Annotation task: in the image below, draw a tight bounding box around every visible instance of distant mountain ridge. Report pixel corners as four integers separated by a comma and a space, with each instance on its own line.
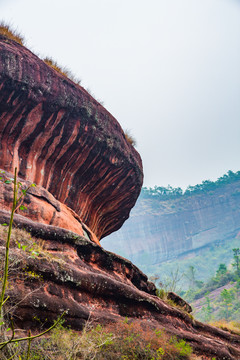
102, 171, 240, 268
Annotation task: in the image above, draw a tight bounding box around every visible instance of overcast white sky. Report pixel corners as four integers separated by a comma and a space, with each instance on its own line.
0, 0, 240, 189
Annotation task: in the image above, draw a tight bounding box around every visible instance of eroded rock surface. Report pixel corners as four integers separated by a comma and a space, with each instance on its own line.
1, 226, 240, 360
0, 170, 99, 244
0, 35, 143, 240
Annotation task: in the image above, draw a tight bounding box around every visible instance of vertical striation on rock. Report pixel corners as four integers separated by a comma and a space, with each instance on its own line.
0, 35, 143, 241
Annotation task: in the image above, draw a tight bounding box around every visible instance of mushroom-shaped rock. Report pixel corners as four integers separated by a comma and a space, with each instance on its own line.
0, 35, 143, 241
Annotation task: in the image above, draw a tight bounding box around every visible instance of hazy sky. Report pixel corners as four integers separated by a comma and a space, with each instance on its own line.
0, 0, 240, 189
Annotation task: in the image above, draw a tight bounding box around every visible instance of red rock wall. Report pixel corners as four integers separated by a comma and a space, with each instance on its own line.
0, 35, 143, 240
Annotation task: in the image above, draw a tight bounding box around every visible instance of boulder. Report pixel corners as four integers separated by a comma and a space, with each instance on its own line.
0, 34, 143, 241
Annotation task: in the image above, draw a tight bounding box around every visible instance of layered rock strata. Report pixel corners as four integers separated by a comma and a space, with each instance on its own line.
0, 170, 100, 244
0, 35, 143, 240
1, 226, 240, 360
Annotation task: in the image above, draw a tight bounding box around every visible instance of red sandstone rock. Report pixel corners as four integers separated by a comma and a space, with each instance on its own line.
0, 35, 143, 241
167, 291, 192, 313
1, 35, 240, 360
1, 229, 240, 360
0, 170, 100, 245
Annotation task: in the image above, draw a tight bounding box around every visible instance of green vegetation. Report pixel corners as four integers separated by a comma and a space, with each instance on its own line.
182, 261, 237, 303
0, 22, 25, 45
142, 170, 240, 200
152, 247, 240, 323
0, 318, 194, 360
232, 248, 240, 275
149, 239, 240, 323
143, 236, 240, 287
191, 278, 240, 323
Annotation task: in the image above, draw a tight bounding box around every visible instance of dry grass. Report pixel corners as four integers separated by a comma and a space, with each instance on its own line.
210, 319, 240, 336
0, 22, 24, 45
98, 319, 193, 360
0, 23, 108, 107
44, 57, 81, 85
124, 129, 137, 147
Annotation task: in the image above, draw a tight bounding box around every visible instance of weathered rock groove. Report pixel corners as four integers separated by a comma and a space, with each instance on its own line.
0, 35, 143, 241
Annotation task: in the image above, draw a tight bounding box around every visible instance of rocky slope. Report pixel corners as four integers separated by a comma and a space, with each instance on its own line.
1, 35, 240, 359
2, 225, 240, 360
103, 178, 240, 266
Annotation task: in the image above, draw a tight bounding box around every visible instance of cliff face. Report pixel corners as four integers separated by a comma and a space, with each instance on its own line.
102, 179, 240, 265
0, 35, 143, 241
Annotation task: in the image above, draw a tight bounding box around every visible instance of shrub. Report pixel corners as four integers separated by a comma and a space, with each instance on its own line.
171, 337, 192, 357
157, 288, 165, 299
19, 318, 193, 359
0, 22, 24, 45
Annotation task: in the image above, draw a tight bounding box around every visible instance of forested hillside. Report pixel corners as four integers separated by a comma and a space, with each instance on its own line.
102, 170, 240, 282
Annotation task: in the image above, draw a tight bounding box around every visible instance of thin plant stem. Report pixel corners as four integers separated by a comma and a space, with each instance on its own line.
0, 311, 65, 347
15, 184, 34, 212
0, 168, 17, 315
0, 168, 66, 357
6, 350, 20, 360
26, 330, 31, 360
0, 317, 15, 351
2, 296, 9, 307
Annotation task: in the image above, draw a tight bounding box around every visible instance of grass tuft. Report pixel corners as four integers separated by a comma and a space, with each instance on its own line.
124, 129, 137, 147
43, 57, 81, 85
0, 22, 24, 45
